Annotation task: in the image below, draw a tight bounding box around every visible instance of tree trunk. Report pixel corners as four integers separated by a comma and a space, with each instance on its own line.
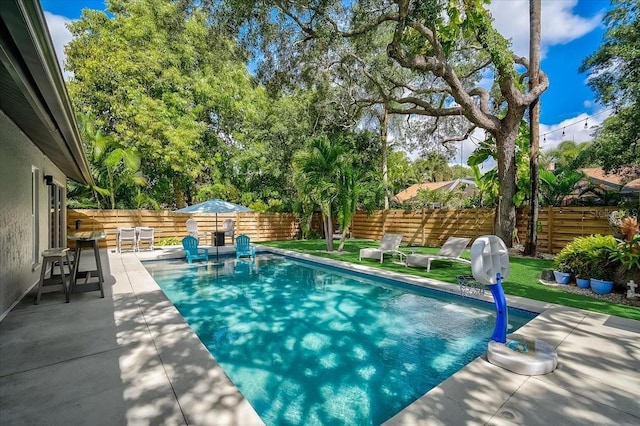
524, 0, 541, 256
381, 104, 390, 209
324, 213, 334, 251
337, 224, 348, 251
493, 127, 519, 247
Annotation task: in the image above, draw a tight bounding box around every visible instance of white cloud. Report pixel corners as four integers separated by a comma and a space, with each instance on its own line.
487, 0, 604, 58
43, 11, 73, 79
540, 108, 611, 151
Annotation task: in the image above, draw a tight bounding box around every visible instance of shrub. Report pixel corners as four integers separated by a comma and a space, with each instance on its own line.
156, 237, 182, 246
610, 234, 640, 271
554, 234, 618, 280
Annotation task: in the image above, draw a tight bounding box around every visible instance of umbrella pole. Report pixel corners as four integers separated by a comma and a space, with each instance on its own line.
215, 212, 220, 263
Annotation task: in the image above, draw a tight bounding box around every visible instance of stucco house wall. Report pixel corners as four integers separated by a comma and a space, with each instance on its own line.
1, 0, 93, 319
0, 110, 68, 317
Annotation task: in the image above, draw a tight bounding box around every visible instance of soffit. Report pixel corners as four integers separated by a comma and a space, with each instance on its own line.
0, 0, 92, 184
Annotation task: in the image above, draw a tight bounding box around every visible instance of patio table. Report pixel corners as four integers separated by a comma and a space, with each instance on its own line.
67, 231, 106, 299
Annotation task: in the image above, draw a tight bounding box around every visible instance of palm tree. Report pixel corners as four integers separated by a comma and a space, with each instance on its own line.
293, 136, 344, 251
75, 113, 147, 209
334, 165, 381, 251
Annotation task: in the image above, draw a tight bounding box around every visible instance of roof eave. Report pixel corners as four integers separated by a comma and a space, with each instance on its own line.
0, 0, 93, 184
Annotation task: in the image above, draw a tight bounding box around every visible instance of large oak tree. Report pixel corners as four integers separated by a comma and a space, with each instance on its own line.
217, 0, 548, 245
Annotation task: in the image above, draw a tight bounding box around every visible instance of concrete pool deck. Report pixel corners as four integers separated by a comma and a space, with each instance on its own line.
1, 246, 638, 425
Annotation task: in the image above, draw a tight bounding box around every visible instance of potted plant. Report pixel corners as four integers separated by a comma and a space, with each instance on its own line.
553, 247, 578, 285
552, 265, 572, 285
588, 238, 618, 295
610, 234, 640, 290
572, 257, 592, 288
554, 234, 618, 288
590, 269, 614, 294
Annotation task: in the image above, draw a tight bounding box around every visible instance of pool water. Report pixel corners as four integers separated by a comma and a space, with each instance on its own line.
143, 255, 535, 425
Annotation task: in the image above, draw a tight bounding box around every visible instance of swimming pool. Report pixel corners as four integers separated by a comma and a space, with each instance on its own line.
143, 255, 535, 425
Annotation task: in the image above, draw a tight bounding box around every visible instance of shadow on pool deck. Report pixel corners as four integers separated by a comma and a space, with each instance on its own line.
0, 247, 638, 425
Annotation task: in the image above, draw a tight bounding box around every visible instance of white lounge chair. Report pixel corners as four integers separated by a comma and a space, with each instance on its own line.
406, 237, 472, 271
136, 227, 155, 251
359, 233, 405, 263
117, 227, 137, 253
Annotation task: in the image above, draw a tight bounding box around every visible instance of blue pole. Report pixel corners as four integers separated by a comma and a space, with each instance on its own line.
489, 272, 508, 343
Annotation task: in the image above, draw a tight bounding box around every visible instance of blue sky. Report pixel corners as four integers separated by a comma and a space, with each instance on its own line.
41, 0, 611, 160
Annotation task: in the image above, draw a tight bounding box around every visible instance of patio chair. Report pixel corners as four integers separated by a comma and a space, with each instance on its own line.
222, 219, 235, 244
182, 235, 209, 264
235, 234, 256, 260
359, 233, 405, 263
136, 227, 155, 251
117, 227, 137, 253
186, 219, 201, 239
406, 237, 472, 271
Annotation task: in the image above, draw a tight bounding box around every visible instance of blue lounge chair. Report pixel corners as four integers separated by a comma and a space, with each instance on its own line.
182, 236, 209, 264
235, 234, 256, 260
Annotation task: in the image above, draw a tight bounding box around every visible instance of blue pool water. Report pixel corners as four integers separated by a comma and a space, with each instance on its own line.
143, 255, 535, 425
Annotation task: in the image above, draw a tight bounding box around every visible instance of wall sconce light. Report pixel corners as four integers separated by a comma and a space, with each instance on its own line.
44, 175, 54, 185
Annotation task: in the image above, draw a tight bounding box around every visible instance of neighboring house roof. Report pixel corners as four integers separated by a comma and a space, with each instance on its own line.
394, 178, 477, 203
622, 177, 640, 194
578, 167, 640, 194
1, 0, 92, 184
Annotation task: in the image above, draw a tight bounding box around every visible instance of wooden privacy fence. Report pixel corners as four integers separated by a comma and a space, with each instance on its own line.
68, 206, 618, 253
67, 209, 300, 248
350, 208, 495, 247
350, 206, 617, 254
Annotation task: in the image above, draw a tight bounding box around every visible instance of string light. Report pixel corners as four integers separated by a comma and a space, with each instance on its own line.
538, 106, 615, 141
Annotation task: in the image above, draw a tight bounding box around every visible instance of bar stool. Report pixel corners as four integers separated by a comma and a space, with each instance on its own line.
36, 248, 71, 304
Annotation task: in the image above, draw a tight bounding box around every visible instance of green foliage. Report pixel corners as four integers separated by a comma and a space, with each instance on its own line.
539, 169, 585, 207
580, 0, 640, 106
581, 106, 640, 173
610, 234, 640, 271
468, 120, 531, 207
156, 237, 182, 246
579, 0, 640, 172
66, 0, 311, 209
554, 234, 618, 279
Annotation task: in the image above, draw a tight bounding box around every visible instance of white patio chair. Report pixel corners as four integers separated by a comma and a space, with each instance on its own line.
222, 219, 235, 244
137, 227, 155, 251
406, 237, 472, 271
359, 233, 405, 263
186, 219, 201, 239
117, 227, 137, 253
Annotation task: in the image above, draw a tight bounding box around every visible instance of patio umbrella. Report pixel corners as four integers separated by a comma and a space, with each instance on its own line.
175, 198, 252, 263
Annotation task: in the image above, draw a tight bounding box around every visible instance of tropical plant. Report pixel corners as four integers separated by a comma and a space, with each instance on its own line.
610, 234, 640, 272
293, 136, 345, 251
554, 234, 618, 280
75, 113, 147, 209
539, 169, 585, 207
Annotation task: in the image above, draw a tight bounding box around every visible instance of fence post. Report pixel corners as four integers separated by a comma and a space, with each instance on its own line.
421, 208, 426, 246
547, 206, 554, 254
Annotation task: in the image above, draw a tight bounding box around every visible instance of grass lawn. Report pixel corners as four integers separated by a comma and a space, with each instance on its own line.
262, 238, 640, 321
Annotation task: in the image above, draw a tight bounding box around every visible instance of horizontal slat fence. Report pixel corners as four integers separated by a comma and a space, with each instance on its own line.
351, 208, 495, 247
517, 206, 615, 254
67, 209, 300, 248
67, 206, 617, 253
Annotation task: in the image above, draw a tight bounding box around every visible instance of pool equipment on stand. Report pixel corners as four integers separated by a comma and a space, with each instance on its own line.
471, 235, 558, 376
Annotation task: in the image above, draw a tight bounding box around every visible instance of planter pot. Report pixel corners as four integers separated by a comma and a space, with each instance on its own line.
553, 270, 572, 285
576, 278, 590, 289
540, 269, 555, 281
590, 278, 614, 295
